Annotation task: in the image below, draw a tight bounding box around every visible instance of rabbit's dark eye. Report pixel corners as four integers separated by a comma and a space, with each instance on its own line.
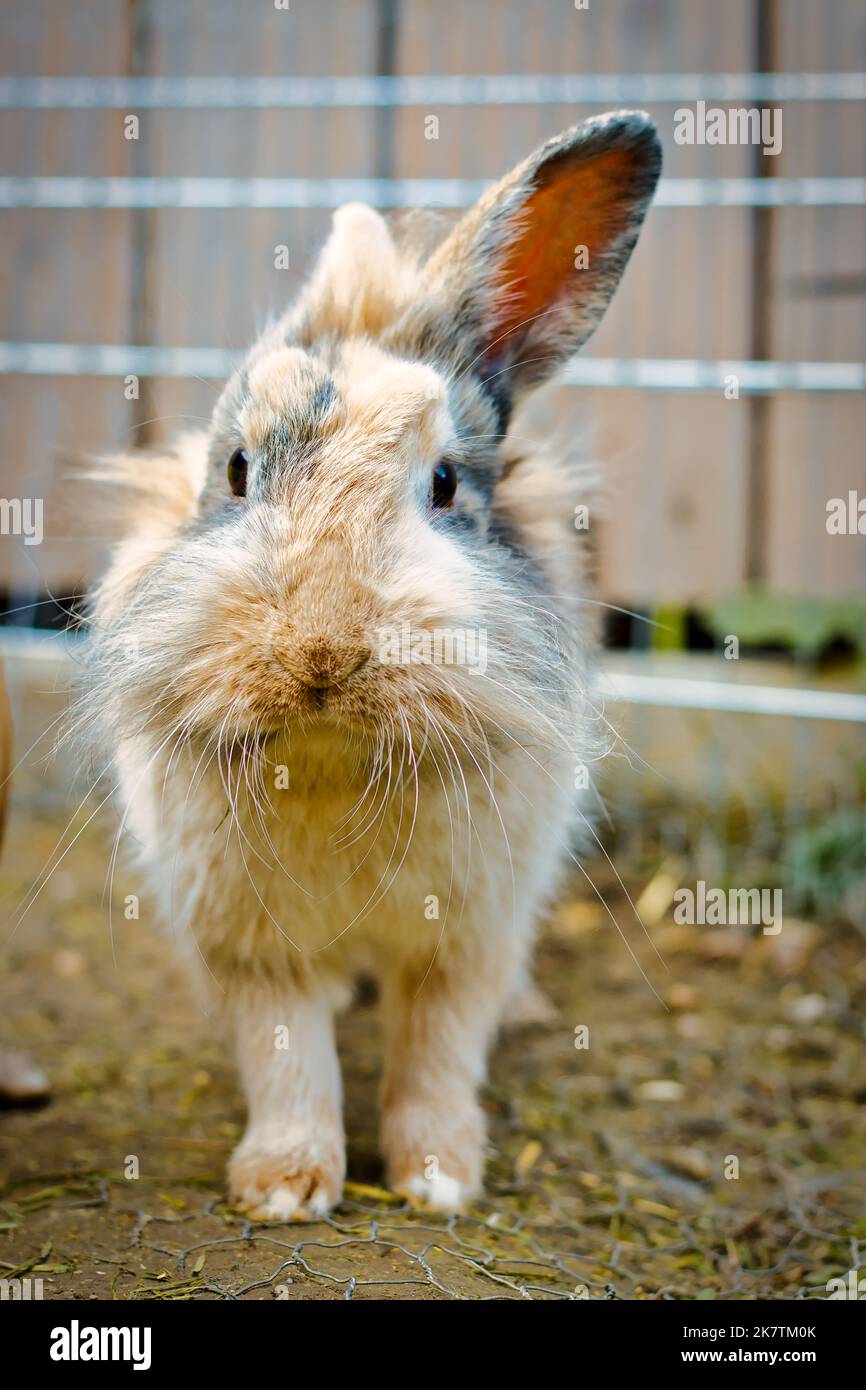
432, 459, 457, 509
227, 448, 248, 497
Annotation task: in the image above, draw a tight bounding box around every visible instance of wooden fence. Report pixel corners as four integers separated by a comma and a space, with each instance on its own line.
0, 0, 864, 621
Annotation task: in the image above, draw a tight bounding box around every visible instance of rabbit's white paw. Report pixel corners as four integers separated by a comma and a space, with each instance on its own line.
229, 1126, 344, 1221
400, 1170, 473, 1212
383, 1107, 483, 1213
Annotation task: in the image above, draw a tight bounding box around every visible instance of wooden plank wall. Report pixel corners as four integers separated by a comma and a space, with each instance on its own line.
0, 0, 863, 615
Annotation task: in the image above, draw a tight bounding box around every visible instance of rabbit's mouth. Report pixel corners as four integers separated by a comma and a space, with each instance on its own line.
220, 674, 371, 744
292, 682, 363, 725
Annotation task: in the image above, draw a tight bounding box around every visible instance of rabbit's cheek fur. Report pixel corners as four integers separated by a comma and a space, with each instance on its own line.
84, 114, 661, 1217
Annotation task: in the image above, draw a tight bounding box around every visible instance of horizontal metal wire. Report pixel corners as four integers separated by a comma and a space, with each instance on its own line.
0, 73, 864, 108
597, 671, 866, 724
561, 359, 866, 392
1, 175, 863, 209
0, 342, 863, 392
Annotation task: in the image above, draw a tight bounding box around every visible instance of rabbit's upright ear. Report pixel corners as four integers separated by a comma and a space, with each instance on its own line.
424, 112, 662, 407
295, 203, 420, 339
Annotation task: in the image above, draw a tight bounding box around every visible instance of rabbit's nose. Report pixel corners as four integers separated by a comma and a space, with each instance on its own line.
286, 638, 371, 690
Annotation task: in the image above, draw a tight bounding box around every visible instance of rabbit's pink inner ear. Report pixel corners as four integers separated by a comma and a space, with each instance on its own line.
482, 145, 648, 367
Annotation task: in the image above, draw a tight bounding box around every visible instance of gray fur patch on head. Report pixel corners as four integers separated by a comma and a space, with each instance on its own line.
205, 347, 342, 501
257, 368, 338, 487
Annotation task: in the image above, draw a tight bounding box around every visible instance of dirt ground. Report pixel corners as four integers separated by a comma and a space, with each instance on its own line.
1, 780, 864, 1300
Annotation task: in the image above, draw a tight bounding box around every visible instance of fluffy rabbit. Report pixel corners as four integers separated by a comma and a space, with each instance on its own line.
83, 113, 661, 1218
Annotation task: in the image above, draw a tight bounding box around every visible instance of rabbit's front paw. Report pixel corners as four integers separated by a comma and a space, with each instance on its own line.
396, 1168, 476, 1213
229, 1124, 344, 1221
383, 1105, 484, 1212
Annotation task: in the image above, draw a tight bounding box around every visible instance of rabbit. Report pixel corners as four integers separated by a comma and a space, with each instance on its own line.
81, 112, 662, 1219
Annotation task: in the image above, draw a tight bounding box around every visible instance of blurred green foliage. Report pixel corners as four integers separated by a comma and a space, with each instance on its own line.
784, 807, 866, 925
610, 781, 866, 931
704, 590, 866, 666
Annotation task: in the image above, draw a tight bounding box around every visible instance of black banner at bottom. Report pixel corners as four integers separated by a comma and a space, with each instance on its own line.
3, 1293, 860, 1375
